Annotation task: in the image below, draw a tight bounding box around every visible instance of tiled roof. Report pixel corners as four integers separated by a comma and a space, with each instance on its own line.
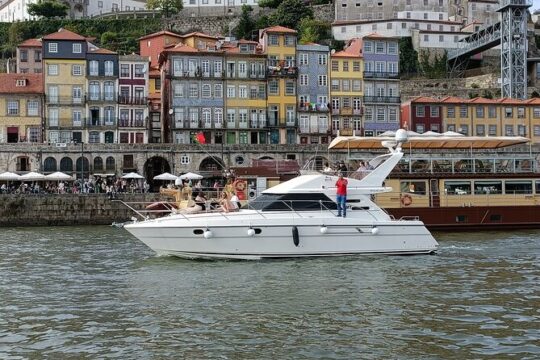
165, 43, 200, 53
18, 38, 41, 48
0, 74, 43, 94
441, 96, 471, 104
262, 25, 297, 34
42, 28, 86, 41
332, 38, 362, 58
138, 30, 183, 41
119, 53, 149, 62
410, 96, 442, 104
468, 97, 499, 104
88, 47, 117, 55
181, 32, 220, 39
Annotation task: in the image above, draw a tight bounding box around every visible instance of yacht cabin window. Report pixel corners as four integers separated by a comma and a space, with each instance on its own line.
248, 193, 337, 211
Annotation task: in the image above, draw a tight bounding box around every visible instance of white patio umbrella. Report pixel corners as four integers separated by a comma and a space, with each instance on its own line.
153, 172, 178, 181
45, 172, 74, 181
179, 172, 203, 180
20, 171, 46, 181
121, 172, 144, 179
0, 171, 21, 181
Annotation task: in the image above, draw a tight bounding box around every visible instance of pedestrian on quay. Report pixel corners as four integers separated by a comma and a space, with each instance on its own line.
335, 172, 348, 218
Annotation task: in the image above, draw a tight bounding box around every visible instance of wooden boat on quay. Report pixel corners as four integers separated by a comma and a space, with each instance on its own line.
329, 132, 539, 230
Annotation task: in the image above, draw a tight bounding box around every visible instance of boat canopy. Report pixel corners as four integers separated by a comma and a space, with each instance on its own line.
328, 131, 530, 150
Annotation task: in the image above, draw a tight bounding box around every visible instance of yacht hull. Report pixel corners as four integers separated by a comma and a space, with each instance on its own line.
124, 212, 438, 260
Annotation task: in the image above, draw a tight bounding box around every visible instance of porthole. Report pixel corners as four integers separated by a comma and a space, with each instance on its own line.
254, 228, 262, 234
235, 155, 245, 165
193, 229, 204, 235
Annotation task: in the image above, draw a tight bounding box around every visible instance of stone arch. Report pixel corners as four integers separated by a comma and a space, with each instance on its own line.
199, 156, 224, 172
144, 156, 171, 190
43, 157, 57, 172
105, 157, 115, 171
60, 157, 73, 172
76, 156, 90, 178
94, 157, 104, 171
259, 155, 274, 160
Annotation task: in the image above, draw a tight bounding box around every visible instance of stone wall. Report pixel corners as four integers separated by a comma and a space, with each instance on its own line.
400, 74, 501, 100
0, 193, 164, 226
312, 4, 335, 23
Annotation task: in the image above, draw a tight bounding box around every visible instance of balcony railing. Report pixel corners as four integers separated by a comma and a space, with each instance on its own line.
118, 119, 145, 128
299, 127, 328, 134
226, 70, 266, 79
363, 96, 401, 104
118, 96, 147, 105
267, 66, 298, 77
46, 96, 84, 105
363, 71, 399, 79
86, 93, 117, 102
86, 118, 117, 127
298, 103, 329, 112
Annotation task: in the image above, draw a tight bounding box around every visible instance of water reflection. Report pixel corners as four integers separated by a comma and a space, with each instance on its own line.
0, 227, 538, 358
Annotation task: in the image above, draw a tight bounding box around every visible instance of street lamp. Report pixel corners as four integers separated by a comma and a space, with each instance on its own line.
80, 141, 84, 183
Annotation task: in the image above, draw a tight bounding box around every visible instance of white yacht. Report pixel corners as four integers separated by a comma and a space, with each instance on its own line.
123, 130, 438, 259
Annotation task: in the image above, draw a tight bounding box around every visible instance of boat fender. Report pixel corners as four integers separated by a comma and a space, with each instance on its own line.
371, 227, 379, 235
292, 226, 299, 247
401, 194, 412, 206
247, 228, 256, 237
204, 229, 213, 239
320, 225, 328, 234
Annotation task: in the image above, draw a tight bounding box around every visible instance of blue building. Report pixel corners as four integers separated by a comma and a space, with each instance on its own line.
296, 43, 330, 144
362, 34, 400, 136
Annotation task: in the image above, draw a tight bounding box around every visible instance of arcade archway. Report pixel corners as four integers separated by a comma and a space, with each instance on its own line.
144, 156, 171, 190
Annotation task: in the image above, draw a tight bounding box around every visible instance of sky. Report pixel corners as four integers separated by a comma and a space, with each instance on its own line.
534, 0, 540, 12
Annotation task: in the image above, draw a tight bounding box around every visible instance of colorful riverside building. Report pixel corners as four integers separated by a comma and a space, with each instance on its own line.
138, 30, 184, 144
222, 39, 268, 145
259, 26, 298, 144
329, 38, 363, 137
16, 38, 42, 74
118, 54, 150, 144
0, 73, 43, 146
86, 45, 118, 144
296, 43, 330, 145
401, 96, 540, 143
361, 33, 400, 136
42, 28, 88, 144
159, 41, 225, 144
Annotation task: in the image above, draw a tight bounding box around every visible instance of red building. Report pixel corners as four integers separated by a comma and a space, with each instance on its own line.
401, 96, 442, 133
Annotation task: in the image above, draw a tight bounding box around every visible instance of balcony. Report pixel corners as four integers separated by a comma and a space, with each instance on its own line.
363, 71, 399, 79
86, 118, 117, 127
249, 93, 266, 100
118, 119, 146, 128
266, 66, 298, 78
298, 103, 329, 112
226, 70, 266, 80
86, 93, 117, 103
118, 96, 147, 105
299, 127, 328, 134
46, 96, 84, 106
286, 119, 297, 127
363, 96, 401, 104
172, 69, 223, 79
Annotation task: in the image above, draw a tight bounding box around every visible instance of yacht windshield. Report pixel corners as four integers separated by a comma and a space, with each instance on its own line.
246, 193, 337, 211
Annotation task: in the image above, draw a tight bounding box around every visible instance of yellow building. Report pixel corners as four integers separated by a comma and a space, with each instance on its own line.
42, 28, 88, 144
330, 38, 364, 136
259, 26, 298, 144
0, 74, 43, 146
223, 39, 268, 145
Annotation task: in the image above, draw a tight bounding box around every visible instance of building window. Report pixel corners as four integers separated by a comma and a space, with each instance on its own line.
285, 80, 295, 95
27, 100, 39, 116
430, 106, 439, 117
299, 53, 308, 66
476, 106, 484, 118
505, 125, 514, 136
73, 43, 82, 54
375, 42, 385, 53
202, 84, 211, 98
353, 61, 361, 72
189, 83, 198, 97
352, 80, 361, 91
460, 105, 468, 118
48, 43, 58, 53
20, 50, 28, 62
476, 124, 485, 136
318, 75, 327, 86
214, 84, 223, 98
488, 106, 497, 118
284, 35, 295, 46
47, 64, 58, 76
447, 106, 455, 118
7, 100, 19, 115
72, 64, 82, 76
416, 105, 425, 117
227, 85, 236, 98
104, 61, 114, 76
268, 80, 278, 95
269, 35, 279, 45
331, 79, 340, 91
318, 54, 327, 65
134, 64, 144, 78
239, 85, 248, 98
505, 107, 513, 118
120, 64, 129, 77
489, 125, 497, 136
343, 61, 349, 72
387, 42, 398, 54
300, 74, 308, 86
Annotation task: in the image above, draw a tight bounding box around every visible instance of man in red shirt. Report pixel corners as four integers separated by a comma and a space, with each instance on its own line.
335, 173, 348, 217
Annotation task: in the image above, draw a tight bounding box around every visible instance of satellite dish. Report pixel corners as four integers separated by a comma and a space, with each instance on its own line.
331, 49, 336, 54
168, 108, 174, 115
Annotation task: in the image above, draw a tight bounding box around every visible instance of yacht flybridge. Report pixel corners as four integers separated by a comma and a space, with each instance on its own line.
123, 130, 438, 259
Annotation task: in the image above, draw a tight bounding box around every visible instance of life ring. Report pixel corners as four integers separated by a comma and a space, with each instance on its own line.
401, 194, 412, 206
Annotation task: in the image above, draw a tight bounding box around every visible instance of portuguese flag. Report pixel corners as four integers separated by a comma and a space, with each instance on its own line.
194, 132, 206, 144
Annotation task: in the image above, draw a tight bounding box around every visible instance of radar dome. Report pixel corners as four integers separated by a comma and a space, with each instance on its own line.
395, 129, 408, 143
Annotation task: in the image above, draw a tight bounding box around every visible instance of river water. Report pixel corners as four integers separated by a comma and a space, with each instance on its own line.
0, 227, 538, 359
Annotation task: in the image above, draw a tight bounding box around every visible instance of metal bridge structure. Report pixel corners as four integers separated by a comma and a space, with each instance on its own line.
448, 0, 532, 99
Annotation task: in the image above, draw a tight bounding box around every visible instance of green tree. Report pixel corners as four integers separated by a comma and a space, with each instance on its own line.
399, 37, 419, 77
146, 0, 183, 18
258, 0, 283, 8
234, 5, 256, 40
27, 0, 69, 18
298, 18, 330, 44
269, 0, 313, 30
